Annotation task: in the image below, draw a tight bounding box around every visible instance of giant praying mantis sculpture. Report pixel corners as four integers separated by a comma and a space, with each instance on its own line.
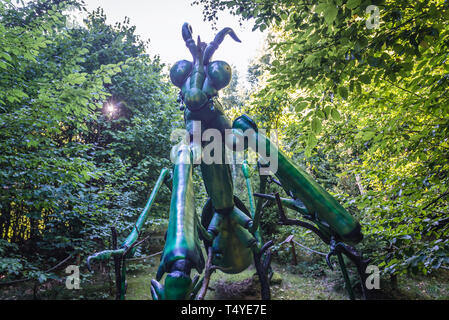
87, 23, 369, 300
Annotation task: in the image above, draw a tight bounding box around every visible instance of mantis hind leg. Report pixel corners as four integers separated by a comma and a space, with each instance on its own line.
252, 240, 273, 300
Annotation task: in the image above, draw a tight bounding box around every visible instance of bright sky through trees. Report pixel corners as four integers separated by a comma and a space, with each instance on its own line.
83, 0, 266, 84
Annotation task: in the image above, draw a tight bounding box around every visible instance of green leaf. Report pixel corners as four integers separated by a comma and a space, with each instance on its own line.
324, 6, 338, 25
361, 131, 376, 141
360, 74, 371, 84
419, 153, 427, 161
315, 3, 328, 14
316, 109, 326, 119
338, 86, 349, 99
295, 101, 308, 112
38, 273, 47, 284
324, 105, 333, 118
331, 108, 341, 121
307, 132, 318, 148
346, 0, 361, 10
311, 117, 322, 134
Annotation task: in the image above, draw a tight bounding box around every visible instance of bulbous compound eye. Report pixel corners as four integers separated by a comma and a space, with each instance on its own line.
207, 61, 232, 90
170, 60, 193, 88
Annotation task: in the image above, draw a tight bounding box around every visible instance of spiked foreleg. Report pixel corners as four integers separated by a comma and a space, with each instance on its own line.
151, 145, 205, 300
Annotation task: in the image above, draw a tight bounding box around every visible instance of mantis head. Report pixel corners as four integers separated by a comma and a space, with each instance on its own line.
170, 22, 241, 112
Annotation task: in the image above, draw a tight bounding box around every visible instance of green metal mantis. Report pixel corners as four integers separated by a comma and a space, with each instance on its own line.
87, 23, 369, 300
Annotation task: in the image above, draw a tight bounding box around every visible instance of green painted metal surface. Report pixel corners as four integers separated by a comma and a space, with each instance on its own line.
233, 115, 363, 245
157, 146, 204, 280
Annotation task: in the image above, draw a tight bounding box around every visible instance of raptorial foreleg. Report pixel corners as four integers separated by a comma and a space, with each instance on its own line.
151, 145, 205, 300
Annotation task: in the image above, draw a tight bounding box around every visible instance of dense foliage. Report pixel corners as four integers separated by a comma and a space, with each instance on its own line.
0, 0, 177, 284
193, 0, 449, 276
